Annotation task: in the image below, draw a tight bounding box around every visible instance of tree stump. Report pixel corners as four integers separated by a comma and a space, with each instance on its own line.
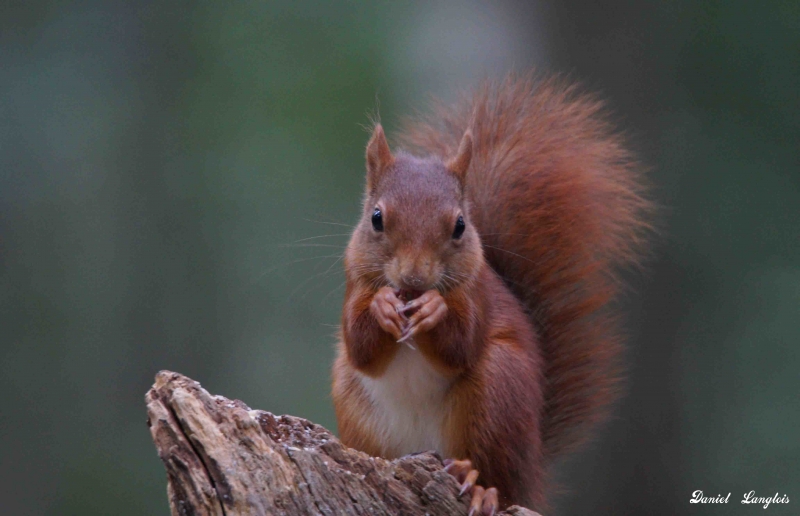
146, 371, 540, 516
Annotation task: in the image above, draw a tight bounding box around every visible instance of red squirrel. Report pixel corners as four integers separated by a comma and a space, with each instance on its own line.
331, 75, 650, 514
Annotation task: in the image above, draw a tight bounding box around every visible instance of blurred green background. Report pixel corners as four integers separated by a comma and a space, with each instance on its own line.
1, 1, 798, 514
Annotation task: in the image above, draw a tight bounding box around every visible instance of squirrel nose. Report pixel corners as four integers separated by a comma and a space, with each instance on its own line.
403, 275, 424, 289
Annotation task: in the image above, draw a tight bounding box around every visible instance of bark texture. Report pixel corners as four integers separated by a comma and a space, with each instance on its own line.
146, 371, 540, 516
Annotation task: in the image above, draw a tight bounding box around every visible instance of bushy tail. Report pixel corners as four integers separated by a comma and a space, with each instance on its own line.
397, 74, 651, 459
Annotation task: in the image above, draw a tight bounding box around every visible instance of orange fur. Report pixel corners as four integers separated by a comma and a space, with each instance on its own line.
332, 74, 651, 511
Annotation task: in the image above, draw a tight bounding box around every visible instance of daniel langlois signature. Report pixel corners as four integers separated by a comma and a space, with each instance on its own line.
691, 491, 790, 509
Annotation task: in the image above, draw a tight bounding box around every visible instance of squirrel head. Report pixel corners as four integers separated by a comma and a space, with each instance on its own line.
346, 124, 484, 294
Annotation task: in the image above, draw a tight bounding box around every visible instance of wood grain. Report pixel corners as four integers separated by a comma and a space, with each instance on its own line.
146, 371, 540, 516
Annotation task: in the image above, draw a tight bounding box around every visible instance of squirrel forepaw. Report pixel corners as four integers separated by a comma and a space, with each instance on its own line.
370, 286, 407, 340
444, 458, 499, 516
398, 289, 448, 342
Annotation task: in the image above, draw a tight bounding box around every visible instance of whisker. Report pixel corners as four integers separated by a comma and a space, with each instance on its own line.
482, 244, 537, 265
303, 218, 355, 229
320, 253, 345, 276
347, 263, 381, 273
351, 266, 382, 274
441, 273, 460, 290
291, 267, 344, 299
366, 273, 388, 291
311, 251, 345, 272
479, 232, 536, 237
255, 254, 343, 280
355, 270, 384, 280
278, 243, 348, 249
291, 233, 352, 243
322, 281, 347, 302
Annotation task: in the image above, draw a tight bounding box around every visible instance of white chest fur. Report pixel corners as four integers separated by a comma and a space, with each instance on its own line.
357, 344, 453, 458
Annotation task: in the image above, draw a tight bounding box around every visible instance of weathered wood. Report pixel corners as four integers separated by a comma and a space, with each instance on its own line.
146, 371, 540, 516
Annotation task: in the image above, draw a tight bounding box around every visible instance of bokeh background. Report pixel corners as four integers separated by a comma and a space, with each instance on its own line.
2, 1, 798, 514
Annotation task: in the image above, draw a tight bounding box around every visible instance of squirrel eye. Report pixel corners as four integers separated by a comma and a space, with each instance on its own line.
452, 215, 465, 239
371, 207, 383, 232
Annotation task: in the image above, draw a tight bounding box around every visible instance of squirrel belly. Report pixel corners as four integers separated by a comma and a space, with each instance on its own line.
336, 343, 452, 458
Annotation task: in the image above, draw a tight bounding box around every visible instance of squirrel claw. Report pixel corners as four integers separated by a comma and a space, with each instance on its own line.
397, 334, 417, 350
397, 331, 417, 350
459, 468, 479, 496
401, 300, 420, 314
469, 486, 498, 516
446, 459, 498, 516
397, 326, 417, 343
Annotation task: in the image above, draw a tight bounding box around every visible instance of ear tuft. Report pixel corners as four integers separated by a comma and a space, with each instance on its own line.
366, 124, 394, 191
447, 131, 473, 182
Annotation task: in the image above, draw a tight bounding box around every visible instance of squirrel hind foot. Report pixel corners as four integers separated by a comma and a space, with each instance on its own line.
444, 458, 500, 516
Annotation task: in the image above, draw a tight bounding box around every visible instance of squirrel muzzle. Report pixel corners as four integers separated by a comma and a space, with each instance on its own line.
389, 251, 441, 293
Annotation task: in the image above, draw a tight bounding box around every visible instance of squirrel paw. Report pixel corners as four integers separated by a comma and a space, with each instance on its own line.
398, 289, 448, 343
370, 286, 407, 340
444, 458, 499, 516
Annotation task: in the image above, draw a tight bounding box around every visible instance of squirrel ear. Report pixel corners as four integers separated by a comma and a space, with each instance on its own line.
365, 124, 394, 191
447, 131, 473, 182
